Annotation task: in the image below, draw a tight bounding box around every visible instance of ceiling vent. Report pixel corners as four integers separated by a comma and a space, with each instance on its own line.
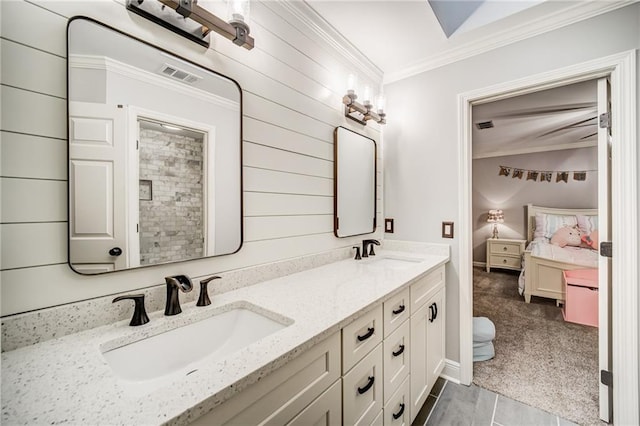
159, 64, 202, 84
476, 120, 494, 130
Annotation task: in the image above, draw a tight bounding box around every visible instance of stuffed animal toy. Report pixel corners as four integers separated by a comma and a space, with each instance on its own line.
581, 229, 599, 249
550, 225, 583, 247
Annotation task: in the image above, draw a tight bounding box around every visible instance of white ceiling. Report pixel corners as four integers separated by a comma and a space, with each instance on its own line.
304, 0, 624, 157
305, 0, 632, 83
471, 79, 597, 159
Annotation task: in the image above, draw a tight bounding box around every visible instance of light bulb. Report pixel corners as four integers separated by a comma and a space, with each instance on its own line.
346, 73, 358, 95
363, 85, 372, 106
375, 94, 386, 113
227, 0, 250, 23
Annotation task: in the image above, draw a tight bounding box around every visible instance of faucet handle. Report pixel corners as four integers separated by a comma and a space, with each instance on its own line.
362, 239, 381, 256
113, 294, 150, 326
197, 275, 221, 306
353, 246, 362, 260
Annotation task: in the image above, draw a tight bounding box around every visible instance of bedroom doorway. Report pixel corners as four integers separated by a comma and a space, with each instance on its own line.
457, 50, 638, 425
468, 78, 606, 424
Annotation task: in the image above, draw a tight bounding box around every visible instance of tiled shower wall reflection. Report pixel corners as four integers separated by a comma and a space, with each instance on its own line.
139, 127, 204, 265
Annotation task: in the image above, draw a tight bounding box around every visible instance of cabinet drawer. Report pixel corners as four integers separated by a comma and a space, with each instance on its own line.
410, 266, 445, 313
287, 379, 342, 426
564, 284, 599, 327
489, 255, 520, 269
489, 242, 521, 256
383, 319, 410, 403
343, 344, 383, 426
193, 332, 341, 425
383, 288, 410, 337
343, 305, 383, 373
383, 376, 410, 426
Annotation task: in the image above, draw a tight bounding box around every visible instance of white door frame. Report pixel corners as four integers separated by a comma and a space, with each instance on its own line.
457, 50, 637, 423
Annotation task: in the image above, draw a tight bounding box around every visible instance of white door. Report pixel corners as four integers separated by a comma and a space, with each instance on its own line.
69, 102, 128, 272
597, 77, 612, 422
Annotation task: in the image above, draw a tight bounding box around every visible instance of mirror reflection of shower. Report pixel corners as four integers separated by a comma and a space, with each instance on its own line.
137, 119, 206, 266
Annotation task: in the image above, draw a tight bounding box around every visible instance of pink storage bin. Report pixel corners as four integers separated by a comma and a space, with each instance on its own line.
562, 268, 598, 327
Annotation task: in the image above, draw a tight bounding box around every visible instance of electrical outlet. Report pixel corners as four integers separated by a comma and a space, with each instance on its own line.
385, 218, 394, 233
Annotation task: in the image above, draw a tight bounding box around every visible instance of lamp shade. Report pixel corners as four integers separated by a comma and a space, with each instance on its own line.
487, 209, 504, 223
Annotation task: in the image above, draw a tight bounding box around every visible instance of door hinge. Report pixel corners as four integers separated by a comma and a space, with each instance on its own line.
600, 369, 613, 386
599, 112, 611, 129
600, 241, 612, 258
136, 139, 139, 150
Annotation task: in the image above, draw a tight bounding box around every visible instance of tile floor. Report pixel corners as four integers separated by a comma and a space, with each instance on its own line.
412, 378, 578, 426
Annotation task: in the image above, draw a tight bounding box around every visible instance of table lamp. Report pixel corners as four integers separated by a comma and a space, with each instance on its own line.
487, 209, 504, 239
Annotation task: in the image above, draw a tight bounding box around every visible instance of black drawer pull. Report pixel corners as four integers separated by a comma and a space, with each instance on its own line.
357, 327, 375, 342
357, 376, 375, 394
392, 344, 405, 357
503, 246, 508, 251
392, 304, 405, 315
428, 304, 434, 323
392, 403, 405, 420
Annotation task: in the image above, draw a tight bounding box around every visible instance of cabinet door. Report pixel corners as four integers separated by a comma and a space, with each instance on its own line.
287, 380, 342, 426
409, 287, 445, 423
383, 319, 410, 403
409, 303, 429, 422
343, 344, 383, 426
192, 332, 340, 425
425, 288, 445, 394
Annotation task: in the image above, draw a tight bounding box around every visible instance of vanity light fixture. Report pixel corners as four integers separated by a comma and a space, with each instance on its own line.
487, 209, 504, 239
343, 74, 386, 125
126, 0, 254, 50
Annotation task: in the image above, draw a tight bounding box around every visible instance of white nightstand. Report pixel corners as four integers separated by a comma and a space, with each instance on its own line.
486, 238, 526, 272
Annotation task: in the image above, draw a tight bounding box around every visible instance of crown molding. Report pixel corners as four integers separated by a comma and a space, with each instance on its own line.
385, 0, 635, 84
69, 55, 240, 112
263, 0, 384, 84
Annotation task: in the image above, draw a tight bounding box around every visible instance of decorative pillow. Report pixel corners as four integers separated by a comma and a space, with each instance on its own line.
533, 213, 578, 240
577, 214, 598, 235
581, 229, 599, 249
550, 225, 583, 247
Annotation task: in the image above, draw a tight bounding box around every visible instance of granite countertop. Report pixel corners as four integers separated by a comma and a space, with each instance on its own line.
1, 250, 448, 425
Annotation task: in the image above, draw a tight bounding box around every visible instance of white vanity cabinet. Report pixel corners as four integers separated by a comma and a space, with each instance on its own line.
190, 331, 341, 425
409, 265, 446, 423
190, 265, 446, 426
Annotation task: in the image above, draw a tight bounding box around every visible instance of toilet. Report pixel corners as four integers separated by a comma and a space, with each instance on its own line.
473, 317, 496, 362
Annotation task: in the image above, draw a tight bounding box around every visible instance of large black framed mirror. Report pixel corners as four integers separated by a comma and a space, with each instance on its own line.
67, 17, 242, 274
334, 126, 377, 237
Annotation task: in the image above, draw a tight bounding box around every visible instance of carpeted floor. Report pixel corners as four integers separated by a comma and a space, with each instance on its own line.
472, 267, 601, 426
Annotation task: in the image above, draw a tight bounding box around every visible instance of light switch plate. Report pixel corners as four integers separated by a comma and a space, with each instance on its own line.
442, 221, 454, 238
385, 218, 394, 233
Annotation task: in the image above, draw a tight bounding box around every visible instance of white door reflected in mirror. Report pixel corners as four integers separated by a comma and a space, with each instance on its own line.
67, 18, 242, 274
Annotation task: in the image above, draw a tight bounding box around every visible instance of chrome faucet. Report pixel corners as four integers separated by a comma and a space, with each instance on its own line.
164, 275, 193, 316
362, 239, 380, 257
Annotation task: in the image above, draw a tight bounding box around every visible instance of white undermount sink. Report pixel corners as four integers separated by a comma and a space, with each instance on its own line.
101, 302, 292, 394
363, 255, 424, 270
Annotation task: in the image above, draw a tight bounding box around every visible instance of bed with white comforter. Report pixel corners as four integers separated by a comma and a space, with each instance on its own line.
520, 204, 599, 304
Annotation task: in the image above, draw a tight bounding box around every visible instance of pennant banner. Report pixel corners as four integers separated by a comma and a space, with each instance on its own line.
498, 165, 595, 183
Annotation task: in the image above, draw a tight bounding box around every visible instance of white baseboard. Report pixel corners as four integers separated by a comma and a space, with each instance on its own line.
440, 359, 461, 384
473, 261, 486, 269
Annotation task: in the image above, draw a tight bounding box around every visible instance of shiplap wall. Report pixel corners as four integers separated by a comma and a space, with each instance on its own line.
0, 0, 384, 316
